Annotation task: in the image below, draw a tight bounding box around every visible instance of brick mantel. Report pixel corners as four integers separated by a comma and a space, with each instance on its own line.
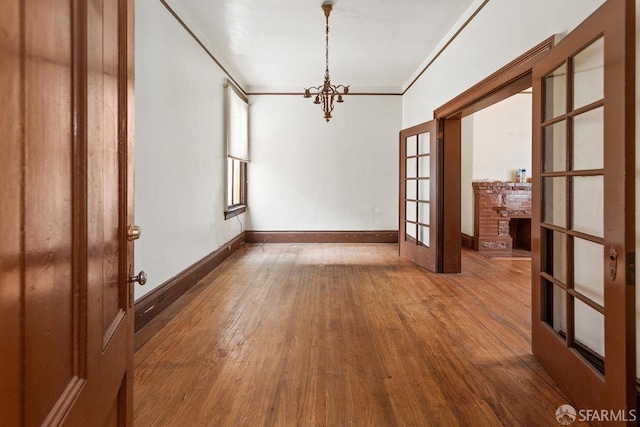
472, 181, 532, 252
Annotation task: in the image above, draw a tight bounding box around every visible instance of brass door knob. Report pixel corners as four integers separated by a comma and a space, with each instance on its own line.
129, 271, 147, 285
127, 225, 141, 241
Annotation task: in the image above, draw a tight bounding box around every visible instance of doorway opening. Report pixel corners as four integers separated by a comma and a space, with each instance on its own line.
434, 37, 554, 272
461, 90, 533, 259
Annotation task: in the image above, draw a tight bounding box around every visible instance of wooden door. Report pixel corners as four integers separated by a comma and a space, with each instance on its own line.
531, 0, 635, 419
399, 120, 440, 272
0, 0, 135, 425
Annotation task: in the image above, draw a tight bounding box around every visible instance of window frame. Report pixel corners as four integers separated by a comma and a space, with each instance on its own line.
225, 157, 247, 219
224, 79, 249, 219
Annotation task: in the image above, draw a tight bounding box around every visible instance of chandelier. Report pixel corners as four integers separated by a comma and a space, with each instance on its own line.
304, 2, 349, 122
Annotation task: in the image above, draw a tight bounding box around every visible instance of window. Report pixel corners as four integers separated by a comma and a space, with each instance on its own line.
224, 79, 249, 219
227, 158, 245, 207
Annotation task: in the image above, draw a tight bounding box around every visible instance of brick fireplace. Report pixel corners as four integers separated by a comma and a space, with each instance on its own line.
472, 181, 532, 254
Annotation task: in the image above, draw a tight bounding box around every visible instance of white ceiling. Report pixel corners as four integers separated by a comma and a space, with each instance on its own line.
166, 0, 478, 93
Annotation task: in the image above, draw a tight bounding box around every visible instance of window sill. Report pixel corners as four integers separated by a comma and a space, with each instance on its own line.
225, 205, 247, 220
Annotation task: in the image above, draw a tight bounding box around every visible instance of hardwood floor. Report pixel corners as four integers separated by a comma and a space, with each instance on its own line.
134, 244, 587, 426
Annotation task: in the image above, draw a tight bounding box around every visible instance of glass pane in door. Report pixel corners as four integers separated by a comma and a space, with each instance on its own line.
418, 132, 430, 154
545, 229, 567, 284
544, 63, 567, 121
543, 177, 566, 227
406, 222, 416, 240
573, 37, 604, 109
572, 176, 603, 238
418, 202, 430, 225
406, 158, 417, 178
406, 179, 417, 200
543, 121, 566, 172
574, 298, 605, 358
573, 237, 604, 306
406, 135, 417, 156
418, 155, 430, 177
552, 283, 567, 335
573, 107, 604, 171
406, 201, 417, 223
418, 225, 430, 247
418, 179, 430, 201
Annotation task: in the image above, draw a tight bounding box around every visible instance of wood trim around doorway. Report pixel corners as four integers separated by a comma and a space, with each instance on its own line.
433, 36, 555, 273
435, 36, 554, 119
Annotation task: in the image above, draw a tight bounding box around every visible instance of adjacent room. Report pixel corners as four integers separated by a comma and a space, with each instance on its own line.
461, 90, 533, 258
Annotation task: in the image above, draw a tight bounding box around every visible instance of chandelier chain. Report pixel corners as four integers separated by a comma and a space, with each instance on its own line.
325, 14, 329, 76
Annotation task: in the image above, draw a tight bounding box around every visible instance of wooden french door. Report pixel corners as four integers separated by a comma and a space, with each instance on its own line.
1, 0, 135, 425
399, 120, 440, 272
531, 0, 635, 418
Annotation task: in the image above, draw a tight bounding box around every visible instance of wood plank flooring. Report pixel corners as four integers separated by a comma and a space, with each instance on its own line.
134, 244, 587, 426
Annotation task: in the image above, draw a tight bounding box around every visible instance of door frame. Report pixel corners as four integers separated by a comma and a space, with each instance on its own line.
433, 36, 555, 273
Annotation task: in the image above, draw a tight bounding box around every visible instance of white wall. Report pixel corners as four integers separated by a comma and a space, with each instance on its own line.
402, 0, 605, 128
134, 0, 245, 300
246, 95, 401, 231
461, 93, 532, 236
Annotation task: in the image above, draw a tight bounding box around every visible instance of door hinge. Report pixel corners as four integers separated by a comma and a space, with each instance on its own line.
436, 131, 444, 140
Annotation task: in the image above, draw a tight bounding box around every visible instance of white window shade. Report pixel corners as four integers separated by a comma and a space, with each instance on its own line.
226, 81, 249, 162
